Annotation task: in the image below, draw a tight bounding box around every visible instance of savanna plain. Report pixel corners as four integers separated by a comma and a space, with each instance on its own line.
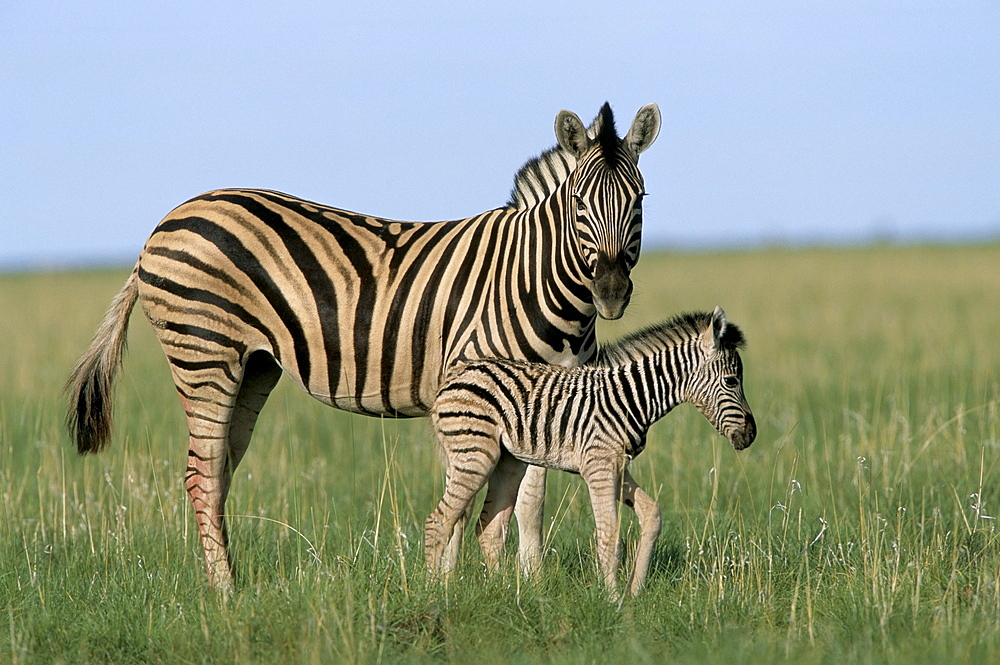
2, 244, 999, 664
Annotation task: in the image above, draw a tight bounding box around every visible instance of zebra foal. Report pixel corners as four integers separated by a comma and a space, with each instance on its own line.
426, 307, 756, 597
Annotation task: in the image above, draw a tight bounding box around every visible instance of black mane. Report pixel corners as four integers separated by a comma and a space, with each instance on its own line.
506, 103, 623, 210
595, 102, 619, 170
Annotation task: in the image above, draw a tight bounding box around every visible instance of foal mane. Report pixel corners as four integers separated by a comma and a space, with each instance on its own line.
593, 311, 746, 367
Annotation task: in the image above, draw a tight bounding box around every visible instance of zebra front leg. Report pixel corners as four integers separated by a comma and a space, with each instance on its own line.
581, 460, 624, 600
513, 464, 547, 577
619, 469, 661, 597
476, 452, 528, 571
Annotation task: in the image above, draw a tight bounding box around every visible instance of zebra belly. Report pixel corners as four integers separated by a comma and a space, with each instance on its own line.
137, 268, 442, 419
500, 431, 582, 473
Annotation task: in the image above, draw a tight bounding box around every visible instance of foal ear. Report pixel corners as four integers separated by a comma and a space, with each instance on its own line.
701, 306, 728, 355
555, 109, 592, 158
624, 103, 661, 157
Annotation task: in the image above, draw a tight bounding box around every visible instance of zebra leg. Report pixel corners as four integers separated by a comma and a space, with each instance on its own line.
513, 464, 547, 577
475, 452, 528, 571
619, 469, 661, 597
425, 448, 497, 578
581, 460, 624, 599
179, 392, 238, 594
442, 498, 473, 575
173, 352, 280, 595
227, 352, 282, 471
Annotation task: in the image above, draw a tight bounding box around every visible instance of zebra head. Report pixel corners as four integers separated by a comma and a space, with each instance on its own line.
688, 306, 757, 450
555, 102, 661, 320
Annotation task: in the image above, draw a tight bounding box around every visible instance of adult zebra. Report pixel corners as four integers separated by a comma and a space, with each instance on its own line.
67, 102, 661, 592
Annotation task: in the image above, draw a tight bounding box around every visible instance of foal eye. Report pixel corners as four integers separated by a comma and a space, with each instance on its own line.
724, 376, 740, 388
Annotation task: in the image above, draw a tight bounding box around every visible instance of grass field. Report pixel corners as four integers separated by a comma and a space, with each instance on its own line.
2, 244, 999, 664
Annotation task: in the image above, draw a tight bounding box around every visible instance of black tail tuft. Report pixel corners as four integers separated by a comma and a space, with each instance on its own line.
65, 267, 140, 455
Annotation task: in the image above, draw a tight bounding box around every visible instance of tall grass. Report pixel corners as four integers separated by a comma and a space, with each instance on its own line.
2, 244, 999, 664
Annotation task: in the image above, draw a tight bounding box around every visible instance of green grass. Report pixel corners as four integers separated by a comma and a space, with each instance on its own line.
3, 243, 1000, 664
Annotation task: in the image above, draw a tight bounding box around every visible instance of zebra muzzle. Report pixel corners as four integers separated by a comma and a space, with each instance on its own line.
591, 253, 633, 320
728, 412, 757, 450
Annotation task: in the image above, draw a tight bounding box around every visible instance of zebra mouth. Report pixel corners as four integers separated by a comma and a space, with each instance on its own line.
591, 254, 633, 320
728, 415, 757, 451
730, 433, 753, 450
594, 296, 629, 320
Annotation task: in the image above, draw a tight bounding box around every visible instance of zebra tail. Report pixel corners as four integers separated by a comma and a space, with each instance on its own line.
65, 265, 140, 455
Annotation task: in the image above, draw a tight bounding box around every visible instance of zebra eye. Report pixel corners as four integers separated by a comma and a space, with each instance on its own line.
724, 376, 740, 388
575, 197, 587, 214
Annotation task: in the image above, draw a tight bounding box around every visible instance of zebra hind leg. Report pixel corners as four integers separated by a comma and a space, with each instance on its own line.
227, 352, 282, 474
425, 448, 498, 579
174, 351, 281, 595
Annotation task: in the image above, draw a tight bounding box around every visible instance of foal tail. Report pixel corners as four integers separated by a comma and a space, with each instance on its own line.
65, 265, 141, 454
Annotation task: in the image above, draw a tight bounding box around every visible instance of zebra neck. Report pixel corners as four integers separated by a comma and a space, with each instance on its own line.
507, 145, 579, 210
510, 198, 595, 315
617, 346, 693, 427
507, 155, 596, 321
463, 205, 594, 365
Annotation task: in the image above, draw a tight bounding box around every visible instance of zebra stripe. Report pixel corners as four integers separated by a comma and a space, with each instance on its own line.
426, 307, 756, 598
66, 102, 662, 592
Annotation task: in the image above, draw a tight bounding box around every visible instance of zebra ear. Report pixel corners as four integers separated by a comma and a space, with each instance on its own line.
555, 110, 592, 158
624, 103, 661, 157
702, 306, 728, 355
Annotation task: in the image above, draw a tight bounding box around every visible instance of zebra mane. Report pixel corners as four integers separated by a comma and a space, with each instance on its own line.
593, 311, 746, 367
506, 103, 620, 210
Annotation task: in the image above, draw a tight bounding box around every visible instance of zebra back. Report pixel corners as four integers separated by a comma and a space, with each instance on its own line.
136, 104, 661, 420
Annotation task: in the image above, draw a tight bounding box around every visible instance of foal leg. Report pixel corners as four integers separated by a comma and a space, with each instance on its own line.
425, 448, 498, 577
619, 469, 662, 597
442, 489, 472, 574
581, 459, 624, 600
475, 452, 528, 571
513, 464, 547, 577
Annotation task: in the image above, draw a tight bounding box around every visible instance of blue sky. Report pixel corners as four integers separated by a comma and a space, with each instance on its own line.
2, 1, 998, 268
